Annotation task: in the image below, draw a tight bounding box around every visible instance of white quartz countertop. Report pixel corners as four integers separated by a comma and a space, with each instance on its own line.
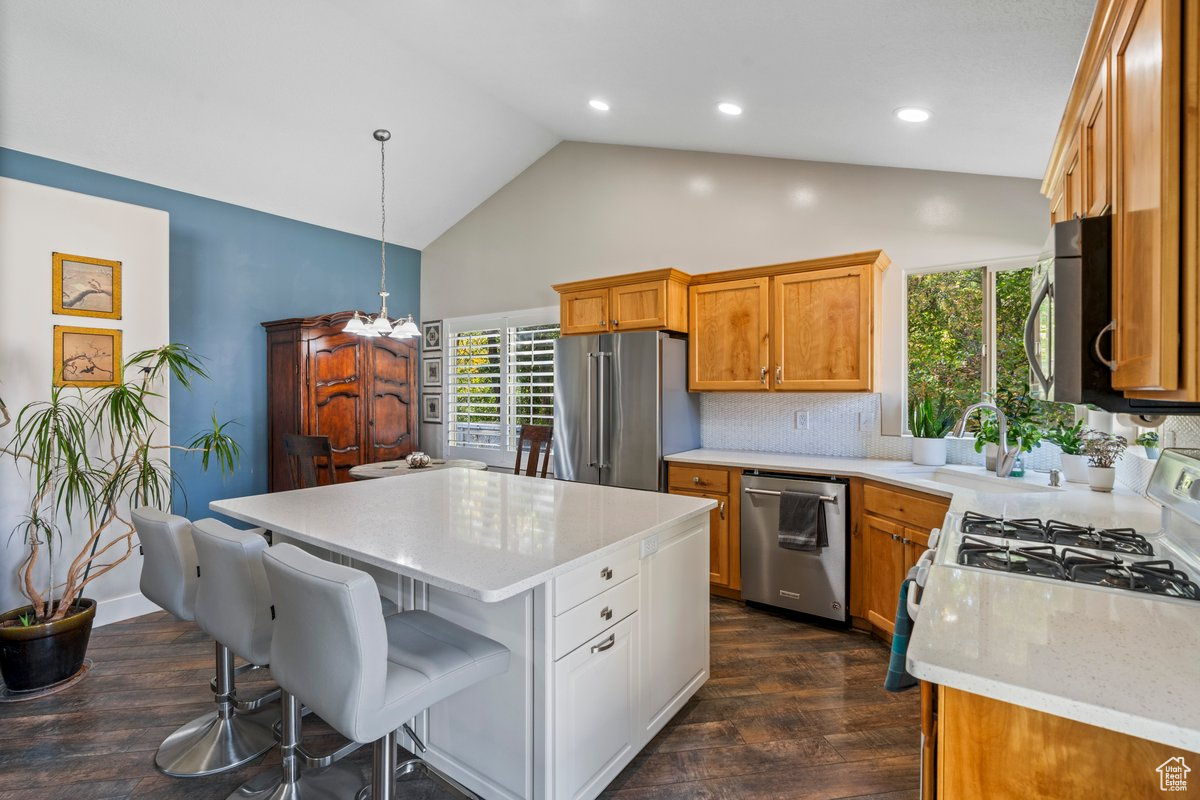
667, 448, 1162, 527
667, 448, 1200, 750
212, 468, 714, 602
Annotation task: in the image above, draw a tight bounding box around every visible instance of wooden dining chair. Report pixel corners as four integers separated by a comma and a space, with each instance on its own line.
282, 434, 337, 489
513, 424, 552, 478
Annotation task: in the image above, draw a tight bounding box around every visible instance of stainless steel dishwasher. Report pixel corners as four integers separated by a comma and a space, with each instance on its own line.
740, 471, 850, 623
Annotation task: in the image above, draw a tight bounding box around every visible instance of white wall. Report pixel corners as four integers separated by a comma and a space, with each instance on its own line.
0, 177, 170, 625
421, 141, 1049, 441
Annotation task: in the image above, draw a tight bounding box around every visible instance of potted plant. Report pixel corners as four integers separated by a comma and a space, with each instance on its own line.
0, 345, 240, 692
909, 395, 956, 466
972, 412, 1001, 470
1044, 419, 1089, 483
1136, 431, 1161, 460
1082, 430, 1127, 493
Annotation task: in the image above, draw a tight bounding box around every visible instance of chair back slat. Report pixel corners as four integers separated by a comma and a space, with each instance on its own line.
513, 424, 552, 478
283, 434, 337, 489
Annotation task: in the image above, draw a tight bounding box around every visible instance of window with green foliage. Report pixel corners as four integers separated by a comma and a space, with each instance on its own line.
445, 309, 559, 464
906, 264, 1072, 435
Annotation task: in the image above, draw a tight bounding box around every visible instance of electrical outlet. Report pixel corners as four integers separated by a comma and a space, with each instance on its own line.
858, 411, 876, 432
640, 534, 659, 559
794, 411, 810, 430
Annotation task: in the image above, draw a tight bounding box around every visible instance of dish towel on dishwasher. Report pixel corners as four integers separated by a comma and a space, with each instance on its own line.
884, 566, 920, 692
777, 491, 827, 551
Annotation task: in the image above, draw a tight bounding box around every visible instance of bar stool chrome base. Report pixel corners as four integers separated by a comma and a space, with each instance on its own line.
156, 642, 280, 777
354, 728, 480, 800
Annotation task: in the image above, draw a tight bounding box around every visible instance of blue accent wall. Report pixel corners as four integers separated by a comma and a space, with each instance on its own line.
0, 148, 421, 520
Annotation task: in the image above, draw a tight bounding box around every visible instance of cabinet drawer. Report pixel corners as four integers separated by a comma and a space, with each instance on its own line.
554, 574, 639, 660
668, 463, 729, 493
553, 542, 639, 615
863, 483, 949, 532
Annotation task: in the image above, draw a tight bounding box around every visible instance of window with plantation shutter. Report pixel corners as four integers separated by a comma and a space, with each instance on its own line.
444, 308, 559, 465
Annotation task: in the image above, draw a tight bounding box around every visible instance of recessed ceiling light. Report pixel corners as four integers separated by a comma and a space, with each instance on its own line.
895, 107, 931, 123
588, 99, 610, 112
717, 102, 743, 116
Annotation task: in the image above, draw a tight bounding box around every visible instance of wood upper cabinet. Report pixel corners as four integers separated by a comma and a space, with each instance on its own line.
1111, 0, 1181, 392
1063, 134, 1084, 221
773, 264, 874, 391
1082, 58, 1112, 216
688, 277, 771, 391
262, 311, 418, 491
554, 270, 690, 336
559, 287, 610, 336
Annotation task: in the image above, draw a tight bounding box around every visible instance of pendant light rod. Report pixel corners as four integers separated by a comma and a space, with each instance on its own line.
375, 128, 390, 320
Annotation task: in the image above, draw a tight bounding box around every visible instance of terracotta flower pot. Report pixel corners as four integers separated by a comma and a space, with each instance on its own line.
0, 599, 96, 692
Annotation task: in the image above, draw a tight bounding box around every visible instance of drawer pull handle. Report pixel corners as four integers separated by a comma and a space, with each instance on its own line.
718, 500, 726, 520
600, 606, 613, 620
591, 634, 616, 654
760, 366, 767, 384
692, 476, 701, 484
776, 365, 782, 384
600, 567, 613, 580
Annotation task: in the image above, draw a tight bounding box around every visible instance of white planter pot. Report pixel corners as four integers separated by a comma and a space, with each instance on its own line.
912, 437, 947, 466
1059, 453, 1090, 484
1087, 466, 1117, 493
1145, 446, 1160, 460
1087, 409, 1114, 433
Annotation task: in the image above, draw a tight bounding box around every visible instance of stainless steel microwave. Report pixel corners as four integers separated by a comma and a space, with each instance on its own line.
1025, 215, 1200, 416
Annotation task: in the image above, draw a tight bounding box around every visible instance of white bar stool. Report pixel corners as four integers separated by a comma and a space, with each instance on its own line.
131, 508, 278, 777
260, 543, 511, 800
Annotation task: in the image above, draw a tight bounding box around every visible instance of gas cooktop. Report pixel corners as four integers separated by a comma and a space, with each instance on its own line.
960, 511, 1155, 556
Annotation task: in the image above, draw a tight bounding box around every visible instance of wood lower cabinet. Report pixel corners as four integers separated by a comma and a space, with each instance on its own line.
667, 462, 740, 594
852, 481, 950, 641
936, 686, 1194, 799
688, 277, 771, 391
262, 311, 418, 490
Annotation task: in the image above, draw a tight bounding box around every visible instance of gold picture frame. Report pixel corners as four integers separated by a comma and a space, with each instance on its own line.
53, 325, 122, 387
52, 252, 122, 319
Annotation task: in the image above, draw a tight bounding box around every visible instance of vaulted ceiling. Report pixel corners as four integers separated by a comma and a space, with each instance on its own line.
0, 1, 1093, 249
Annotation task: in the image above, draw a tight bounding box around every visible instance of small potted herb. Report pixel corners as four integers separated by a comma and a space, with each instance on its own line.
1044, 420, 1089, 483
909, 395, 956, 466
1136, 431, 1161, 460
1082, 430, 1127, 493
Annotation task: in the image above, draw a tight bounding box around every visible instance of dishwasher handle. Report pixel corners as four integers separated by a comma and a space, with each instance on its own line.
743, 487, 838, 504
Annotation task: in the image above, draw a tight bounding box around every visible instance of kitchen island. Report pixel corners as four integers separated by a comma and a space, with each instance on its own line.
212, 468, 715, 800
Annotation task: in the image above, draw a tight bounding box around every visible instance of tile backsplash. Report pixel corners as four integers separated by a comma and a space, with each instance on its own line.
697, 394, 1200, 487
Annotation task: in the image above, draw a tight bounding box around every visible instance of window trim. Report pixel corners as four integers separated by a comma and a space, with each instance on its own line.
442, 306, 558, 467
901, 255, 1036, 435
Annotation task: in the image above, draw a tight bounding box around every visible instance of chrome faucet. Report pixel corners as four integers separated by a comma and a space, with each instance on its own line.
952, 402, 1022, 478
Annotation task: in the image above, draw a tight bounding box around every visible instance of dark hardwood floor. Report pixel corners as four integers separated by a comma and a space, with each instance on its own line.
0, 599, 918, 800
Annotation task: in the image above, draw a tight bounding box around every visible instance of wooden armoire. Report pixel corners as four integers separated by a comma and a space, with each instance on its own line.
262, 311, 418, 490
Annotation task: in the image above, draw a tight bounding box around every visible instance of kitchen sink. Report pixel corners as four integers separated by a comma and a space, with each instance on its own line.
880, 465, 1062, 494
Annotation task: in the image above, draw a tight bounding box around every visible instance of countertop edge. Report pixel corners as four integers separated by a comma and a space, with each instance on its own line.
210, 499, 715, 603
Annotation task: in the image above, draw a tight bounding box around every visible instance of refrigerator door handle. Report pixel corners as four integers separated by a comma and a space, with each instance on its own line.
586, 352, 597, 467
597, 352, 611, 469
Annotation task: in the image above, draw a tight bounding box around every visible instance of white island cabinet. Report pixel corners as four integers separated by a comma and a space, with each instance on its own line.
211, 468, 714, 800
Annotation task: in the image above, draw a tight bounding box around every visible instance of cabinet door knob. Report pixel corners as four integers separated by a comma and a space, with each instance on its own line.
600, 566, 613, 580
776, 365, 782, 384
612, 319, 619, 327
890, 534, 900, 541
590, 634, 616, 654
692, 476, 701, 484
600, 606, 613, 621
760, 367, 767, 384
718, 500, 726, 520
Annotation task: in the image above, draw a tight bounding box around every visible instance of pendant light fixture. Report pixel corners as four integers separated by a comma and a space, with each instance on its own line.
345, 129, 421, 340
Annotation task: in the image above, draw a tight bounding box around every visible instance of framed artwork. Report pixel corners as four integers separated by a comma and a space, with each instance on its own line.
421, 319, 442, 353
54, 325, 122, 387
422, 356, 443, 389
422, 393, 443, 424
52, 252, 122, 319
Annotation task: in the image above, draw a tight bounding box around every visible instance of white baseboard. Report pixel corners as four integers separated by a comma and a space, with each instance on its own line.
93, 591, 158, 627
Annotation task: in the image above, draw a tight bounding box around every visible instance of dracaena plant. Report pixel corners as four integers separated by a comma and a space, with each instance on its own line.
2, 344, 241, 624
909, 394, 957, 439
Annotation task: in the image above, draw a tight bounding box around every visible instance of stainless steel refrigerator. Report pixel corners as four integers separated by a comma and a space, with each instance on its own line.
553, 331, 700, 491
